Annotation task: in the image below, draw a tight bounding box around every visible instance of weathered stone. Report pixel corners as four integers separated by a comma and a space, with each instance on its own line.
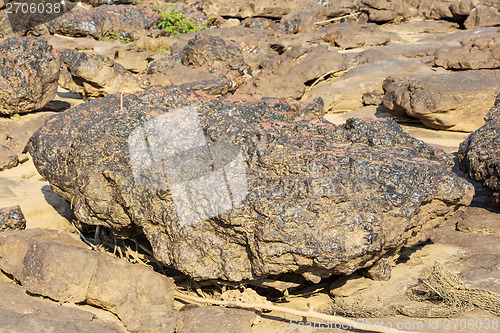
0, 228, 86, 278
464, 6, 500, 29
0, 205, 26, 231
28, 85, 473, 281
323, 22, 400, 50
0, 229, 177, 333
434, 36, 500, 70
181, 34, 251, 78
59, 49, 147, 100
382, 70, 500, 132
303, 59, 433, 112
238, 45, 348, 100
0, 281, 127, 333
458, 94, 500, 207
48, 5, 160, 38
362, 92, 383, 106
202, 0, 320, 18
0, 146, 18, 170
148, 34, 250, 94
0, 36, 60, 115
176, 306, 256, 333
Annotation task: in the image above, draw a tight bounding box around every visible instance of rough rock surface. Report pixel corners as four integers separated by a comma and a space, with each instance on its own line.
176, 306, 256, 333
0, 146, 18, 170
382, 70, 500, 132
59, 49, 147, 100
0, 36, 60, 115
458, 94, 500, 207
47, 5, 160, 38
434, 36, 500, 70
0, 229, 177, 333
0, 281, 127, 333
0, 205, 26, 231
148, 34, 251, 94
464, 6, 500, 29
202, 0, 320, 18
28, 85, 474, 282
238, 45, 349, 100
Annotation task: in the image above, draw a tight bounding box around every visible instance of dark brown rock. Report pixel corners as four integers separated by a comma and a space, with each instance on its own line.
28, 85, 473, 281
458, 94, 500, 207
382, 70, 500, 132
0, 36, 60, 115
176, 306, 256, 333
0, 205, 26, 231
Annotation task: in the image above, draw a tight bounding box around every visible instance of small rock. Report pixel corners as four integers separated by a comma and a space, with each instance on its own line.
0, 36, 60, 115
362, 91, 383, 106
0, 205, 26, 231
0, 146, 18, 171
176, 306, 255, 333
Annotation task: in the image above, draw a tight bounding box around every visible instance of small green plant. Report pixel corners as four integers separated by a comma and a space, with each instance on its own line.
157, 8, 208, 36
99, 31, 135, 44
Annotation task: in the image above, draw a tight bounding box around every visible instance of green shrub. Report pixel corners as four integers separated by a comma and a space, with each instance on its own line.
157, 9, 208, 36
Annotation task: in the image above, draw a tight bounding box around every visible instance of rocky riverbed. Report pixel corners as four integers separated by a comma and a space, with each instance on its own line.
1, 0, 500, 332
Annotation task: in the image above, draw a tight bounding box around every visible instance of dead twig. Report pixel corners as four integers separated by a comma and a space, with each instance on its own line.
314, 12, 362, 25
305, 67, 353, 92
174, 291, 418, 333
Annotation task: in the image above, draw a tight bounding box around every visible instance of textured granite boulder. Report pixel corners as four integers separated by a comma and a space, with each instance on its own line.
458, 94, 500, 207
0, 37, 60, 115
28, 85, 474, 281
382, 70, 500, 132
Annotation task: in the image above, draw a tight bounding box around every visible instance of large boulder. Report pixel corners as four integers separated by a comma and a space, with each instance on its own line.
28, 85, 474, 281
458, 94, 500, 207
382, 70, 500, 132
0, 36, 60, 115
